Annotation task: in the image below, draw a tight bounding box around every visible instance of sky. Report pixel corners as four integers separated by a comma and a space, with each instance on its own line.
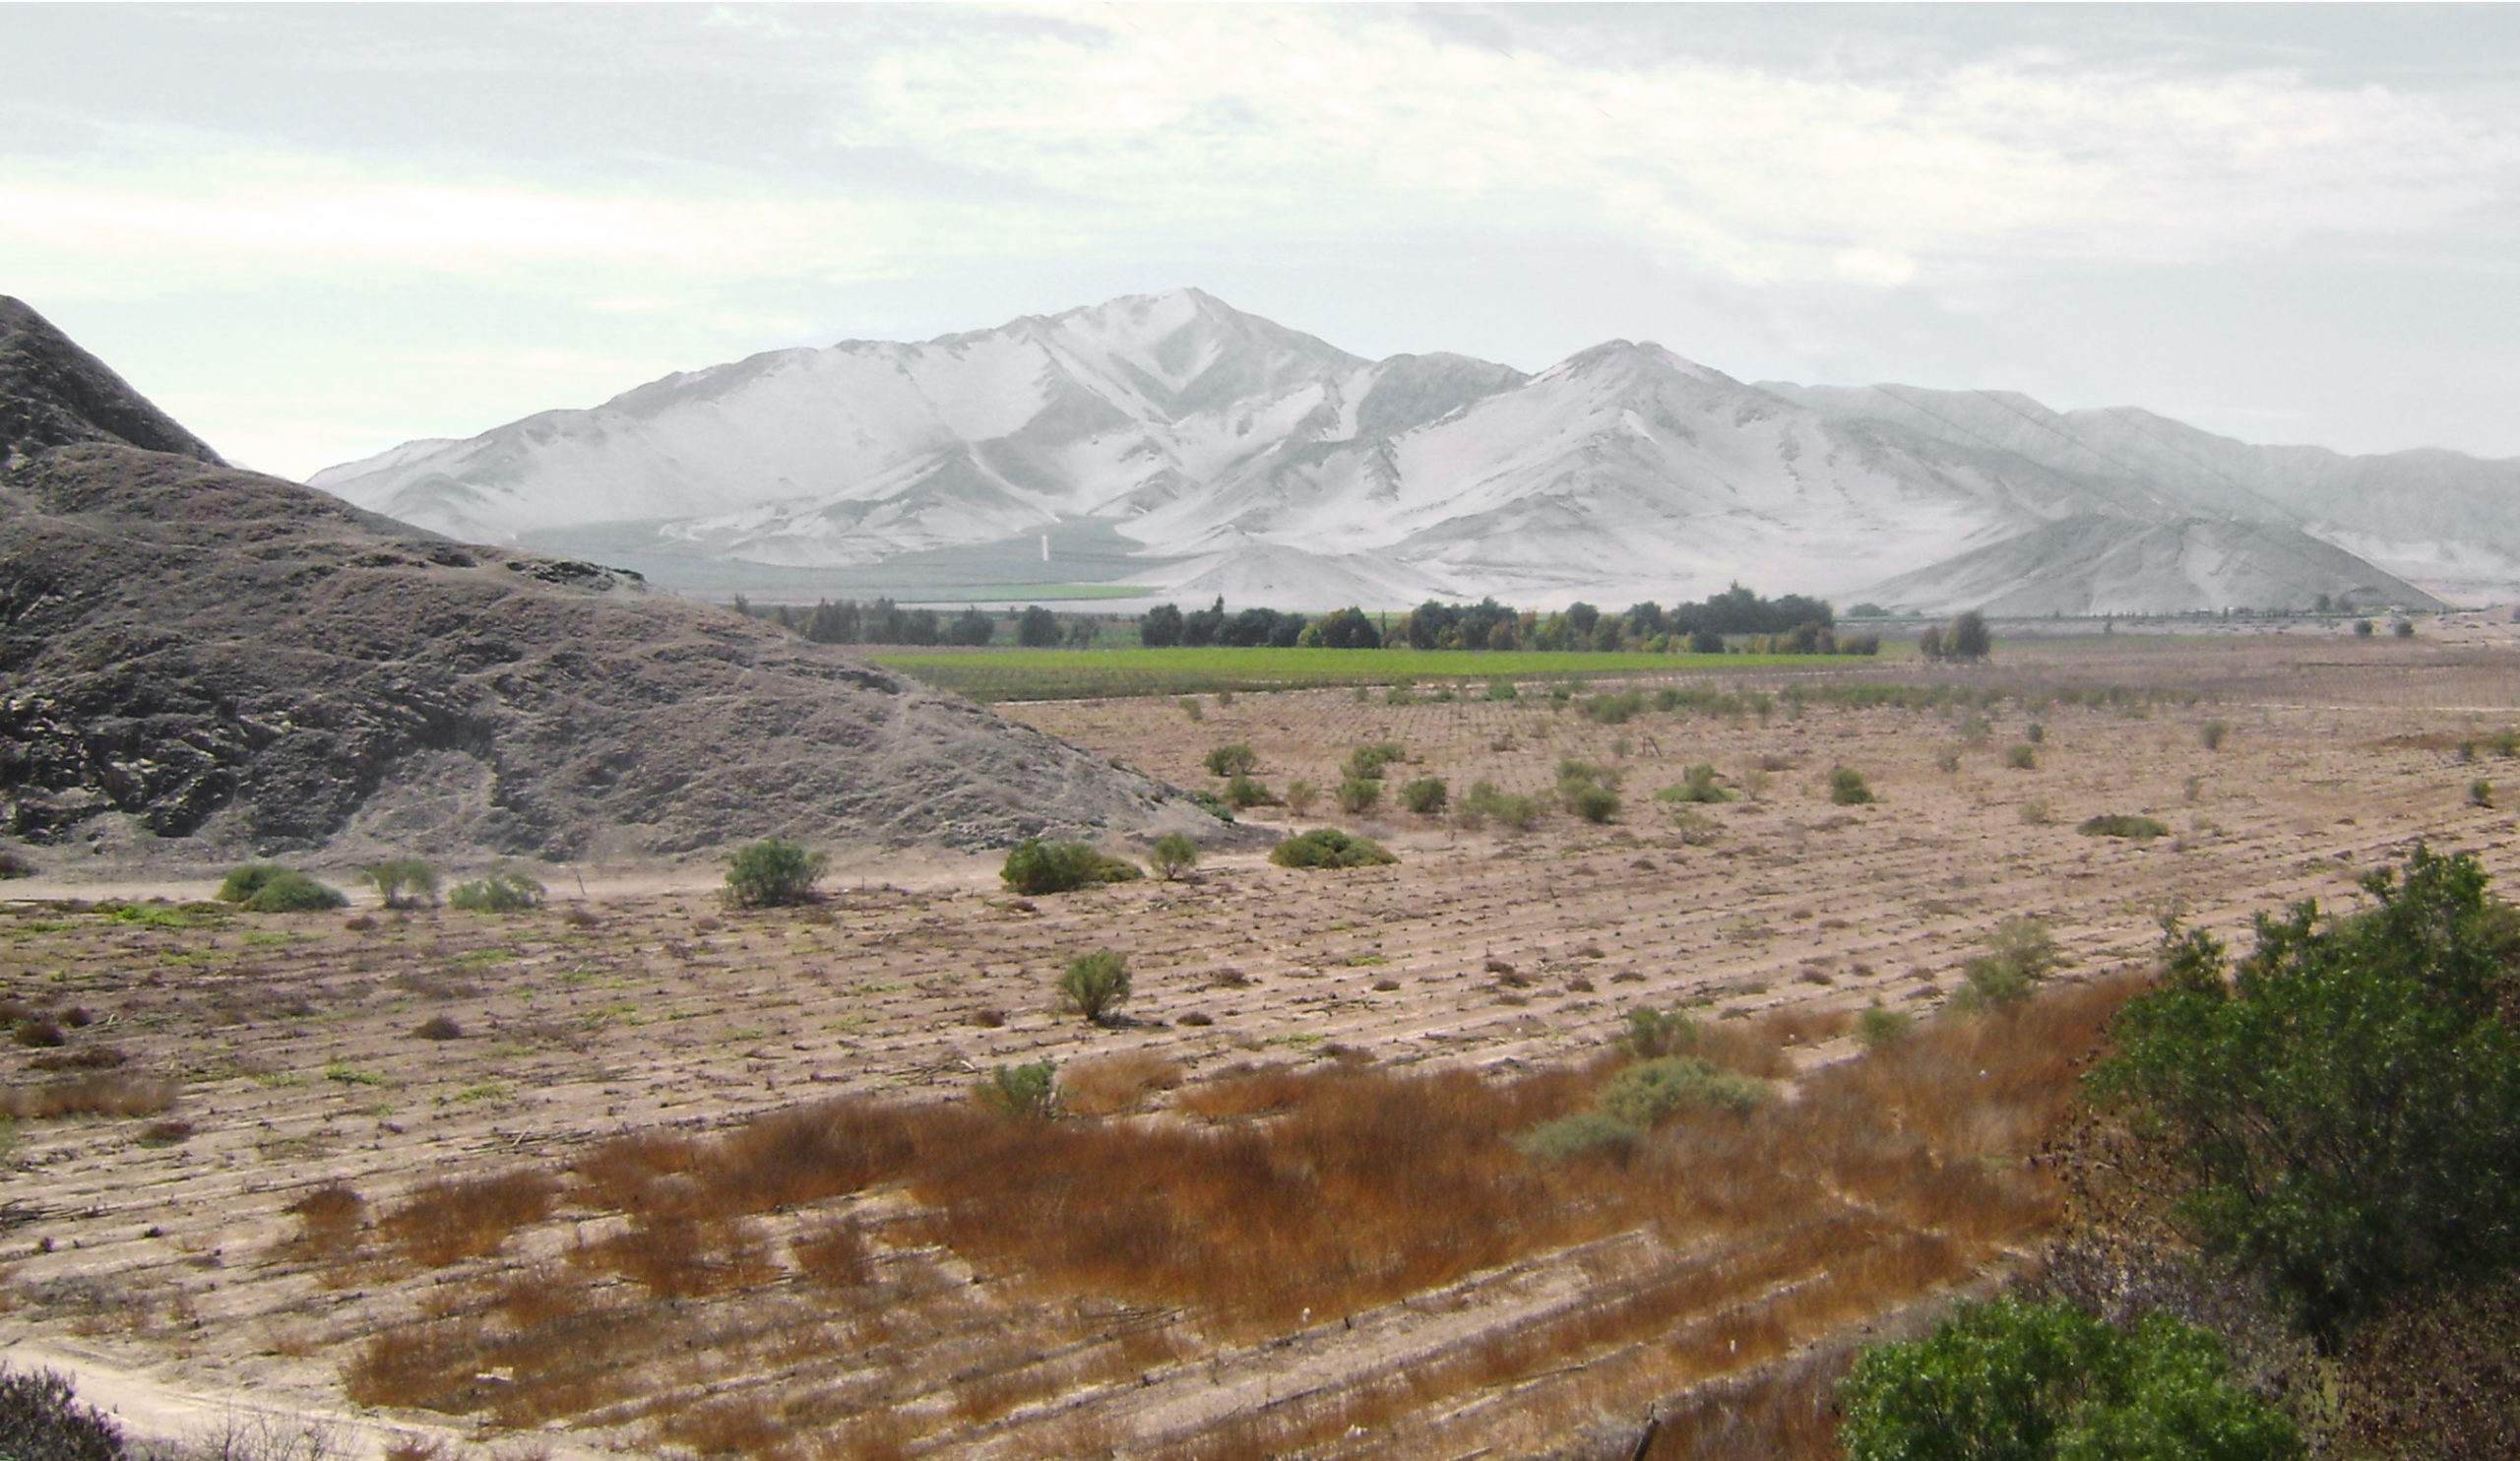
5, 3, 2519, 479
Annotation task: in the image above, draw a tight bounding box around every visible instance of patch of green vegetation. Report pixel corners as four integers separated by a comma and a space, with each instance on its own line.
322, 1061, 388, 1087
2078, 813, 2173, 840
861, 646, 1848, 702
1000, 839, 1143, 895
1269, 829, 1399, 869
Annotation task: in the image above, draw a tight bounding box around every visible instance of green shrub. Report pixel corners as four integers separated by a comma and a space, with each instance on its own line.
976, 1060, 1058, 1118
1858, 1004, 1913, 1048
1621, 1006, 1696, 1059
2200, 719, 2229, 750
1269, 829, 1398, 869
1058, 949, 1132, 1023
1204, 743, 1258, 777
2353, 617, 2375, 637
1178, 696, 1204, 720
1000, 840, 1144, 895
1398, 777, 1449, 814
1580, 690, 1644, 725
1456, 780, 1538, 832
364, 858, 440, 909
1597, 1056, 1767, 1125
2393, 616, 2416, 638
448, 865, 545, 913
1483, 680, 1519, 702
2024, 721, 2046, 744
1149, 832, 1198, 881
2091, 848, 2520, 1337
2077, 813, 2171, 840
1512, 1112, 1641, 1165
1284, 779, 1319, 815
1334, 775, 1382, 814
1186, 790, 1235, 823
724, 838, 826, 908
0, 1364, 126, 1461
216, 865, 347, 913
1828, 766, 1875, 805
1343, 742, 1408, 780
1557, 760, 1621, 822
2490, 728, 2520, 759
2004, 742, 2039, 770
0, 850, 32, 880
1959, 916, 2057, 1008
1656, 763, 1735, 804
1838, 1299, 2300, 1461
1222, 774, 1281, 808
2472, 779, 2495, 809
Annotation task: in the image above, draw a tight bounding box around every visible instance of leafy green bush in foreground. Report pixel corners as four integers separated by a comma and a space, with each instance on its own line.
1839, 1298, 2300, 1461
2091, 846, 2520, 1339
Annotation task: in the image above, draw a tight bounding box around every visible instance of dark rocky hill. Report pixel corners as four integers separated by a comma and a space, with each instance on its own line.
0, 298, 1228, 872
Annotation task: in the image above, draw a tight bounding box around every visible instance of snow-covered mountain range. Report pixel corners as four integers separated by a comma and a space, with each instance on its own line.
312, 289, 2505, 613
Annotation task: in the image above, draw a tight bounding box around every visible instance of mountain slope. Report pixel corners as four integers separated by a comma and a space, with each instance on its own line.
0, 297, 1225, 870
313, 290, 2502, 613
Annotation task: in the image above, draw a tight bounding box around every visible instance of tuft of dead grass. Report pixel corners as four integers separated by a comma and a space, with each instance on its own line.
379, 1171, 558, 1267
0, 1073, 176, 1118
1058, 1049, 1183, 1116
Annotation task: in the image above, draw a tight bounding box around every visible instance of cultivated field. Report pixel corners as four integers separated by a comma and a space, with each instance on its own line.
7, 621, 2520, 1460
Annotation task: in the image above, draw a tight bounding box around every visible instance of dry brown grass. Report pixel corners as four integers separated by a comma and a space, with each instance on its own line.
284, 1183, 365, 1259
0, 1072, 176, 1118
1058, 1049, 1184, 1116
379, 1170, 558, 1267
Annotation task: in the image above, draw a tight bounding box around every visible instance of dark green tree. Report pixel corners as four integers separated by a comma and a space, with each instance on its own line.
1015, 605, 1059, 647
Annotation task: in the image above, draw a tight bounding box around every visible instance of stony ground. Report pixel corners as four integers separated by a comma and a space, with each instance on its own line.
6, 624, 2520, 1460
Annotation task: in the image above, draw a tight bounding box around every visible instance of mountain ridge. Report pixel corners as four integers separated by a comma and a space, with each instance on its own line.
315, 289, 2479, 613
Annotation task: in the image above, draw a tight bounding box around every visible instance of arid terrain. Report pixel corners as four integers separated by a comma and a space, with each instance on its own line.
7, 625, 2520, 1460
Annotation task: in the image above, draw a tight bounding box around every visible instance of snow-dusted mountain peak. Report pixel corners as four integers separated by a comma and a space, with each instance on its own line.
311, 290, 2498, 613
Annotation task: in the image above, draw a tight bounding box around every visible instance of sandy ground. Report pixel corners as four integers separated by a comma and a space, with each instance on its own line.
6, 627, 2520, 1458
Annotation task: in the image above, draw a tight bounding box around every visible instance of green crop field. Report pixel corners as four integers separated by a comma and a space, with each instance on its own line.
861, 646, 1885, 701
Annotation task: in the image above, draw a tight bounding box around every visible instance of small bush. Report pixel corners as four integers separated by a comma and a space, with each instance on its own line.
1828, 766, 1875, 805
1149, 832, 1198, 881
1058, 950, 1132, 1024
1334, 775, 1382, 814
1222, 773, 1280, 808
2003, 742, 2039, 770
0, 1364, 125, 1461
215, 865, 348, 913
413, 1016, 465, 1042
1857, 1004, 1913, 1048
1512, 1112, 1641, 1165
2200, 719, 2229, 750
1621, 1006, 1695, 1059
1958, 916, 2057, 1008
2354, 617, 2375, 637
976, 1060, 1058, 1118
448, 865, 544, 912
0, 850, 34, 880
1178, 696, 1204, 720
1398, 777, 1449, 814
1483, 680, 1519, 701
1343, 742, 1408, 780
2393, 616, 2416, 638
1000, 840, 1144, 895
1557, 760, 1621, 822
1656, 764, 1734, 804
1597, 1056, 1767, 1125
1269, 829, 1398, 869
2024, 721, 2047, 744
1461, 780, 1543, 831
2472, 779, 2495, 809
364, 858, 440, 909
1283, 779, 1319, 814
1204, 743, 1258, 777
1580, 691, 1644, 725
724, 839, 826, 908
2078, 813, 2172, 840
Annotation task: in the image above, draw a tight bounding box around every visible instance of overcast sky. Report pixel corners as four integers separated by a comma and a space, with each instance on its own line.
6, 3, 2518, 478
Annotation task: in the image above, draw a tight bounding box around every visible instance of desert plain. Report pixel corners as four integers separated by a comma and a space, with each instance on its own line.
6, 620, 2519, 1461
